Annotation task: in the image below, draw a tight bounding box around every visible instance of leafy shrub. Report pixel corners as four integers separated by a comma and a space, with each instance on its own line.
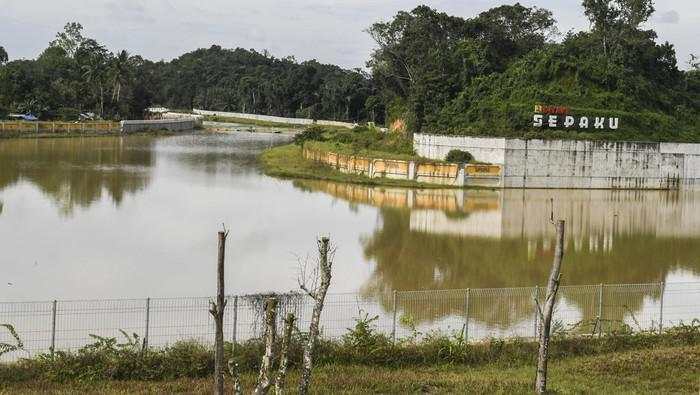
445, 150, 474, 163
0, 323, 697, 383
293, 125, 326, 145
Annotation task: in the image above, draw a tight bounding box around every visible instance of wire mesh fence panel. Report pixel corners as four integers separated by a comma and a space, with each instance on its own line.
55, 299, 146, 353
600, 283, 661, 333
555, 285, 600, 335
469, 287, 537, 341
396, 290, 469, 340
0, 282, 698, 362
0, 301, 53, 361
661, 282, 700, 329
148, 297, 214, 348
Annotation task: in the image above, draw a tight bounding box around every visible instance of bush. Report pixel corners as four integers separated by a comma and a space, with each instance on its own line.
293, 125, 326, 145
445, 150, 474, 163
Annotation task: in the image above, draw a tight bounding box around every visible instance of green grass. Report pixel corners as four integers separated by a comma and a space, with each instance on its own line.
304, 140, 419, 161
259, 144, 462, 189
204, 115, 306, 129
1, 324, 698, 393
3, 344, 698, 394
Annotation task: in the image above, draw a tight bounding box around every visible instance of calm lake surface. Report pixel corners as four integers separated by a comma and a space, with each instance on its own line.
1, 133, 699, 302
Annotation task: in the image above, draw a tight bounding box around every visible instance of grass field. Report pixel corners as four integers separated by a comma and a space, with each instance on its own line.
4, 344, 698, 394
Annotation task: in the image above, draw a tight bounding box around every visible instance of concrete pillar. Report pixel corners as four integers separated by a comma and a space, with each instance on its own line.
456, 164, 466, 186
408, 161, 416, 180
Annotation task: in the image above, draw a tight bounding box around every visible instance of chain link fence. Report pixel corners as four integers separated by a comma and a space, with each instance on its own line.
1, 282, 698, 362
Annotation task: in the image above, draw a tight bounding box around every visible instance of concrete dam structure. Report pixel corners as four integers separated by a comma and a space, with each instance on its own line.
414, 134, 700, 189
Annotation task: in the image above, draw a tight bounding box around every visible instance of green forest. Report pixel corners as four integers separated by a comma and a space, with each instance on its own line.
0, 1, 699, 141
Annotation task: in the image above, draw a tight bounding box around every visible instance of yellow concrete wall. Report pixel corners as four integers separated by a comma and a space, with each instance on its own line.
302, 146, 501, 187
0, 121, 119, 133
466, 164, 501, 177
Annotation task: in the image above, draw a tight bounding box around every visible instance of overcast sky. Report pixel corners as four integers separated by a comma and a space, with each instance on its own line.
1, 0, 698, 69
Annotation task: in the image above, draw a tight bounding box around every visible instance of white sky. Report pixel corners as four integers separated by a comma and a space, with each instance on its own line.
1, 0, 698, 69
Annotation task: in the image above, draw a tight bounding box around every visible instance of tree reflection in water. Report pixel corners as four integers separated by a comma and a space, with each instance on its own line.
0, 137, 154, 215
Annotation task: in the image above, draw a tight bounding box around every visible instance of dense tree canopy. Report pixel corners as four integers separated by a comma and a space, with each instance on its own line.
0, 2, 698, 141
368, 2, 698, 140
0, 24, 374, 122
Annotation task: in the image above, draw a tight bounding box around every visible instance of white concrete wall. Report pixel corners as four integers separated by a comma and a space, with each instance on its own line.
414, 133, 506, 164
414, 134, 700, 190
192, 109, 355, 129
120, 119, 195, 133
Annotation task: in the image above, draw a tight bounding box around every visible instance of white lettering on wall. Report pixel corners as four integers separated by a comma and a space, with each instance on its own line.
533, 114, 543, 127
548, 115, 558, 128
609, 118, 619, 129
594, 117, 605, 129
579, 117, 589, 129
564, 116, 575, 128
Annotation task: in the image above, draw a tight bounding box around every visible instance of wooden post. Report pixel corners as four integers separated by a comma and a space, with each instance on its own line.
391, 290, 397, 344
464, 288, 470, 341
50, 300, 57, 356
535, 220, 565, 394
143, 297, 150, 351
209, 230, 228, 395
659, 282, 665, 333
534, 285, 539, 338
598, 283, 604, 336
231, 295, 238, 349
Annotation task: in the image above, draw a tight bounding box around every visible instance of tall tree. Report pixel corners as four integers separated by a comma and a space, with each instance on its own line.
50, 22, 85, 59
110, 50, 132, 103
0, 46, 8, 65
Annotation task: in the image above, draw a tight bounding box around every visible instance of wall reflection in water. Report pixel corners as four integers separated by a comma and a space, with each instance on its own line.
294, 180, 700, 331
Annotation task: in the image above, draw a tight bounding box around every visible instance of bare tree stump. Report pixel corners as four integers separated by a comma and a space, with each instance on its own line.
209, 230, 228, 395
299, 237, 333, 395
275, 313, 296, 394
254, 297, 278, 395
535, 220, 565, 394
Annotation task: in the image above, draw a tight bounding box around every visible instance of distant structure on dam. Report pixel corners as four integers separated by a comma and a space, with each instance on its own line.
414, 134, 700, 190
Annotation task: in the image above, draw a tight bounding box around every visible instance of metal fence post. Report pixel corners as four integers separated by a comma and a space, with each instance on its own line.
533, 285, 539, 339
231, 295, 238, 349
464, 288, 470, 342
50, 300, 57, 356
659, 282, 665, 333
391, 290, 397, 344
143, 298, 150, 350
597, 283, 604, 337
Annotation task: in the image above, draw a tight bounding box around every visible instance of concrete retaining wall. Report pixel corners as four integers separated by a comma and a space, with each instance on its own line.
120, 119, 195, 133
303, 146, 502, 187
414, 133, 700, 189
161, 112, 204, 127
193, 109, 355, 129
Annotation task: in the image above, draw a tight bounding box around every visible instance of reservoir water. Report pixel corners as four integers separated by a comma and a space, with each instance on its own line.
1, 133, 699, 303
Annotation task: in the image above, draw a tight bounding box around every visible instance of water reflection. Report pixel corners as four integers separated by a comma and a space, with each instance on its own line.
0, 137, 154, 215
294, 181, 700, 328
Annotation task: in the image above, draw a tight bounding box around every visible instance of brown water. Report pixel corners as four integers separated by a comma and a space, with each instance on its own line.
1, 134, 699, 303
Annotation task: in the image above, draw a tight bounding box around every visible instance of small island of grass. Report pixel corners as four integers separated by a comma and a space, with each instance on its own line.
260, 125, 479, 189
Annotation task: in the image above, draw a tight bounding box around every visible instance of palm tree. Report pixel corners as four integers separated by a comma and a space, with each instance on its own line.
82, 58, 106, 117
110, 50, 132, 103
